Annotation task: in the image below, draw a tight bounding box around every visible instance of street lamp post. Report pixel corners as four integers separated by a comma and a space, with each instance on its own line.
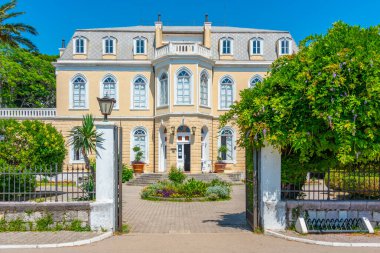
97, 96, 116, 121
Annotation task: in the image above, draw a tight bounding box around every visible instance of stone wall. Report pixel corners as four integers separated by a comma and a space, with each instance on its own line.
286, 201, 380, 228
0, 202, 90, 231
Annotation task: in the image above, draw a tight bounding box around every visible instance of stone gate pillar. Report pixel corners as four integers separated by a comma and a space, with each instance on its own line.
90, 121, 117, 231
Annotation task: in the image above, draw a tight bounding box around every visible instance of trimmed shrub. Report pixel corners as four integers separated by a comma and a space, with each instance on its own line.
179, 178, 208, 197
122, 165, 134, 183
206, 185, 230, 200
168, 168, 187, 184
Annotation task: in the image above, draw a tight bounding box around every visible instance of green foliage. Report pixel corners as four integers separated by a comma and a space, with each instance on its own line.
217, 146, 228, 161
7, 218, 26, 231
79, 175, 95, 200
0, 167, 36, 200
132, 146, 144, 163
220, 22, 380, 168
0, 44, 57, 108
69, 219, 90, 232
35, 213, 54, 231
122, 165, 133, 183
0, 218, 6, 232
179, 178, 208, 198
206, 185, 230, 200
0, 119, 66, 169
168, 168, 187, 184
0, 1, 38, 51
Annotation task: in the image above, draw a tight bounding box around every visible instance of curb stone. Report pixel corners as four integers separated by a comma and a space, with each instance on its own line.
265, 230, 380, 248
0, 231, 113, 249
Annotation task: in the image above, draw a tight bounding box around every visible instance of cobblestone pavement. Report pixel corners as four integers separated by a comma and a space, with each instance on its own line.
0, 231, 104, 245
122, 184, 250, 233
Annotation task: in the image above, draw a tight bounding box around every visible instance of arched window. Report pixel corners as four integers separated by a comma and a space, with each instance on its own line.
220, 37, 233, 55
159, 73, 168, 106
134, 37, 147, 54
74, 37, 86, 54
250, 75, 263, 88
103, 37, 116, 54
132, 128, 148, 162
102, 75, 117, 107
250, 37, 263, 55
220, 128, 234, 161
176, 70, 191, 104
279, 38, 292, 55
72, 75, 87, 108
133, 76, 147, 109
219, 77, 234, 109
200, 71, 209, 106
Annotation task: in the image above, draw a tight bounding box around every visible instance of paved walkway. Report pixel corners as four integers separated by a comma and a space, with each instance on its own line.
122, 184, 249, 233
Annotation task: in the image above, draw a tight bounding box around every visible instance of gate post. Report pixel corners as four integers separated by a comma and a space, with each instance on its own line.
90, 121, 117, 231
259, 144, 286, 231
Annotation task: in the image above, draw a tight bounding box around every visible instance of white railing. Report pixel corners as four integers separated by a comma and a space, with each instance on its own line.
0, 108, 56, 118
155, 42, 211, 59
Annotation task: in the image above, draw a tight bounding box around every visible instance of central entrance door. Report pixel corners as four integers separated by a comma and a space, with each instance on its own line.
184, 144, 191, 172
177, 125, 191, 172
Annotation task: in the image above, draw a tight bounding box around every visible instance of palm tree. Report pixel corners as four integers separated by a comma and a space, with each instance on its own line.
0, 0, 38, 51
68, 115, 103, 180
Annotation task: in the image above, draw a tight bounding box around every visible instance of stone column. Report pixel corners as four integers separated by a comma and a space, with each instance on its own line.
90, 121, 117, 231
259, 144, 286, 231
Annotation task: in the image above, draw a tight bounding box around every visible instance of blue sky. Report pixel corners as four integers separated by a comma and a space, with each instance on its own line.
13, 0, 380, 55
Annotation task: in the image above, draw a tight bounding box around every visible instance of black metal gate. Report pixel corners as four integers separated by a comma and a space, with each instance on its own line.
114, 126, 123, 232
245, 144, 261, 231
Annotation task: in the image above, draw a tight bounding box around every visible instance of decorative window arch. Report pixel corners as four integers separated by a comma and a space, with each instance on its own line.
73, 36, 87, 54
219, 76, 234, 109
132, 75, 148, 109
131, 127, 148, 162
220, 37, 233, 55
71, 74, 87, 108
250, 74, 263, 88
250, 37, 264, 55
101, 75, 118, 107
200, 70, 209, 106
133, 36, 147, 55
159, 72, 168, 106
103, 36, 116, 54
219, 127, 235, 162
176, 68, 192, 105
279, 37, 292, 55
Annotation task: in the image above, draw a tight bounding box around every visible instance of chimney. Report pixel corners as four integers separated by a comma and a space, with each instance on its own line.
59, 39, 66, 57
155, 14, 163, 48
203, 14, 212, 48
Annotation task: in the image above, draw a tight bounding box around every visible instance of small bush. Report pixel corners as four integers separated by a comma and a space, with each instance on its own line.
69, 219, 90, 232
168, 168, 187, 184
122, 165, 134, 183
36, 213, 54, 231
0, 219, 6, 232
179, 178, 208, 197
8, 218, 26, 231
206, 185, 230, 200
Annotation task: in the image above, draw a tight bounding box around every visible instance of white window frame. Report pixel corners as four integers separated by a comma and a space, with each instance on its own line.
174, 67, 193, 105
69, 74, 89, 109
158, 72, 169, 107
130, 127, 149, 163
218, 127, 236, 163
219, 37, 234, 55
218, 75, 235, 110
130, 75, 149, 110
199, 70, 210, 107
100, 74, 119, 109
250, 37, 264, 55
73, 36, 87, 54
278, 37, 292, 55
133, 37, 147, 55
102, 36, 116, 55
249, 74, 263, 88
70, 145, 84, 164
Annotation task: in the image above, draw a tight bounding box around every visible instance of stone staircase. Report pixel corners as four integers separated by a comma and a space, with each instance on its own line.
126, 172, 243, 186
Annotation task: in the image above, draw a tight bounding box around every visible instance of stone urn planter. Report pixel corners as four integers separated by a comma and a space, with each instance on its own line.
132, 146, 145, 173
214, 162, 226, 173
214, 145, 228, 173
132, 162, 145, 174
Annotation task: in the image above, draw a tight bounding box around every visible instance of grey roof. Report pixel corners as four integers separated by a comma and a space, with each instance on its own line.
78, 25, 288, 33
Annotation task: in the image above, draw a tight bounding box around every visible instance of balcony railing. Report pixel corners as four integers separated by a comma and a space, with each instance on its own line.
155, 42, 211, 59
0, 108, 56, 118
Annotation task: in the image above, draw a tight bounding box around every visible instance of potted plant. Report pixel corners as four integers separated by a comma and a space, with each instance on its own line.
214, 146, 228, 173
132, 146, 145, 173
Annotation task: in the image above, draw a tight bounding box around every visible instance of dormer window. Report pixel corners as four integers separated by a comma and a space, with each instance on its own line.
103, 37, 116, 54
74, 36, 87, 54
279, 38, 292, 55
250, 37, 263, 55
134, 37, 147, 55
220, 38, 233, 55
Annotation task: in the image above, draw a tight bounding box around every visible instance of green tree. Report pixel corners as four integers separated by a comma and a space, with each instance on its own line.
220, 22, 380, 168
68, 115, 103, 179
0, 43, 57, 108
0, 0, 38, 51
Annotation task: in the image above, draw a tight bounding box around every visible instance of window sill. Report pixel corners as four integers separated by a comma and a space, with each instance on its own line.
73, 53, 87, 55
200, 105, 211, 109
69, 108, 89, 111
157, 105, 169, 109
134, 53, 147, 56
102, 53, 116, 56
218, 108, 231, 111
130, 108, 150, 111
174, 104, 194, 106
250, 53, 263, 56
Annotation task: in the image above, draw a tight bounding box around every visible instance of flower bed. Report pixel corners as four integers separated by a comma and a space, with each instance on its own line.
141, 169, 231, 201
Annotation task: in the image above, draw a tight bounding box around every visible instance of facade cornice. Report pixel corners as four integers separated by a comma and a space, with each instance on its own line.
154, 112, 214, 119
53, 60, 152, 68
214, 60, 273, 67
152, 55, 215, 67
